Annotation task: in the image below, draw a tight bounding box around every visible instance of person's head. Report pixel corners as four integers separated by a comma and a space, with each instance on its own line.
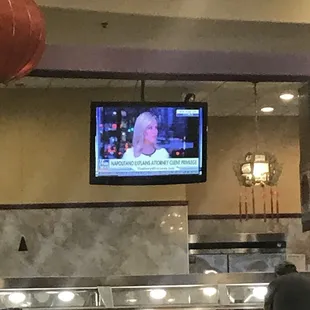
275, 261, 297, 277
132, 112, 158, 156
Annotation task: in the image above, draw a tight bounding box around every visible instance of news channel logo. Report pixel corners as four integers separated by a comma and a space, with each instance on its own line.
99, 159, 110, 169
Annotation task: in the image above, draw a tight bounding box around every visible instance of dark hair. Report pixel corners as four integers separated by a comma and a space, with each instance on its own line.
275, 261, 297, 276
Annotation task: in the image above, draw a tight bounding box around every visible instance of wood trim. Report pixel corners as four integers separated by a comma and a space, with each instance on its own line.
188, 213, 302, 220
0, 200, 187, 210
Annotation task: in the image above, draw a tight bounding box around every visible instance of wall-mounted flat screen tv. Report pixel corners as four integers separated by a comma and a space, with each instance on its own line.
89, 102, 207, 185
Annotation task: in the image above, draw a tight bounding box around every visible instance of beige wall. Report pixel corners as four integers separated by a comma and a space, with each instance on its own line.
0, 89, 299, 214
0, 88, 186, 204
187, 116, 300, 215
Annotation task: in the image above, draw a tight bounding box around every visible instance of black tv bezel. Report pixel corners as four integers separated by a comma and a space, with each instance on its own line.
89, 101, 208, 186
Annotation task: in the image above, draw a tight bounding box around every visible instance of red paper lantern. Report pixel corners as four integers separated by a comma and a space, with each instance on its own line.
0, 0, 46, 84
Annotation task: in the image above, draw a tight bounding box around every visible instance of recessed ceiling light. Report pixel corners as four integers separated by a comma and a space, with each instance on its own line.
202, 287, 217, 297
8, 292, 26, 304
260, 107, 274, 113
149, 289, 167, 300
204, 270, 218, 274
252, 287, 268, 300
58, 291, 75, 302
279, 93, 294, 101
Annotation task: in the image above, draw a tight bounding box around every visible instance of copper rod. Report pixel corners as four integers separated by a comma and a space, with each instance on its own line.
270, 187, 274, 218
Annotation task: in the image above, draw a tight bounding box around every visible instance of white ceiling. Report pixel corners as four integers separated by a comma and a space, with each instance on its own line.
2, 3, 303, 117
36, 0, 310, 24
0, 78, 301, 116
41, 8, 310, 53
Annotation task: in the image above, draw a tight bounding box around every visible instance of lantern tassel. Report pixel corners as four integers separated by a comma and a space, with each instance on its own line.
244, 187, 248, 221
252, 186, 256, 218
276, 188, 280, 222
239, 191, 243, 222
270, 187, 274, 218
262, 185, 267, 222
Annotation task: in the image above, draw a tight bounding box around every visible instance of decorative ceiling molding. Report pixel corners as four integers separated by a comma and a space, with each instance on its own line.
32, 45, 310, 82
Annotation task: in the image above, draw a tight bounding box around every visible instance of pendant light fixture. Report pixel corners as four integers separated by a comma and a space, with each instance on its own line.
233, 83, 282, 221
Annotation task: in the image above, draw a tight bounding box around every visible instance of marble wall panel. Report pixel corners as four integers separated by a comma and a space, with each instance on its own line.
0, 205, 188, 277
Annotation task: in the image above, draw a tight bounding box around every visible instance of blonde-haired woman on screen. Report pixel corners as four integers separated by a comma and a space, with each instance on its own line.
122, 112, 169, 160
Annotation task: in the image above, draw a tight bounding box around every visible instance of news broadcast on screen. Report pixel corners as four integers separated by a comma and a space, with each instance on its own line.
90, 102, 207, 185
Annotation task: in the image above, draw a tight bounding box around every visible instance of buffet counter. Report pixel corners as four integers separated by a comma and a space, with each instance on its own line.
1, 272, 306, 309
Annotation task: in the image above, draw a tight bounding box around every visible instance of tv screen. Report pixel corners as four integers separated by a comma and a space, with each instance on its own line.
89, 101, 207, 185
